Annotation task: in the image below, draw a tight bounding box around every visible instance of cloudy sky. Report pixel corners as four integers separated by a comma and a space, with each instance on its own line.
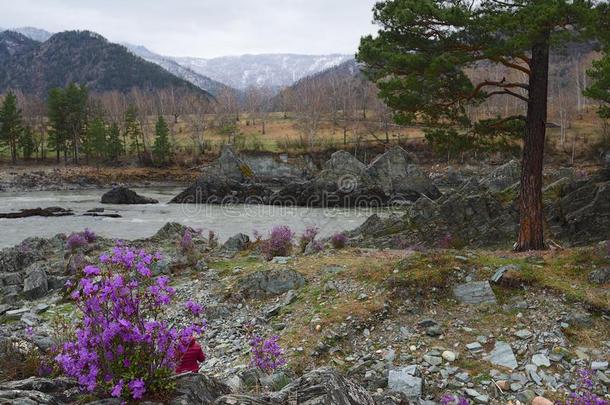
0, 0, 379, 58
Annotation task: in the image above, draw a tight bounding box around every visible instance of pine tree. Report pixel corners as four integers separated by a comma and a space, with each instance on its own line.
357, 0, 610, 251
0, 91, 23, 163
153, 115, 171, 166
124, 105, 143, 163
107, 122, 123, 163
19, 126, 36, 160
47, 88, 68, 163
85, 117, 108, 163
47, 84, 88, 164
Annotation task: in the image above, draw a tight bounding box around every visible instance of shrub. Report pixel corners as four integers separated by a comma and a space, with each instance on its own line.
208, 230, 218, 249
66, 229, 97, 251
558, 369, 609, 405
55, 245, 206, 400
261, 226, 295, 260
249, 334, 286, 375
440, 394, 469, 405
330, 232, 348, 249
0, 339, 44, 382
299, 226, 319, 253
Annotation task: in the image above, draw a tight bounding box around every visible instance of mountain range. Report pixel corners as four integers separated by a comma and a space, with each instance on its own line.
0, 29, 208, 97
1, 26, 353, 94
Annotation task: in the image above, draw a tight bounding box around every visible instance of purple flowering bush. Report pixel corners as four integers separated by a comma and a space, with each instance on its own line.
558, 369, 609, 405
299, 226, 319, 253
261, 225, 295, 260
330, 232, 348, 249
249, 334, 286, 374
440, 394, 469, 405
55, 245, 206, 400
66, 229, 97, 251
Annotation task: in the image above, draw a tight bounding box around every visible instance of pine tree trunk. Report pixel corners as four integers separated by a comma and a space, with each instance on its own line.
516, 35, 549, 251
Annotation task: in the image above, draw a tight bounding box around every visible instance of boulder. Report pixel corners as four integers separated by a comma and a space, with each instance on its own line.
0, 237, 55, 273
215, 367, 375, 405
453, 281, 497, 305
170, 178, 272, 204
222, 233, 250, 255
101, 186, 158, 204
170, 373, 231, 405
480, 159, 521, 192
0, 377, 78, 405
207, 144, 255, 182
366, 146, 440, 200
237, 269, 306, 299
22, 266, 48, 300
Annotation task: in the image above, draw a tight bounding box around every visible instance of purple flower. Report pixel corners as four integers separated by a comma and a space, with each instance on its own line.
128, 379, 145, 400
66, 232, 87, 250
330, 232, 347, 249
185, 300, 204, 316
83, 265, 101, 277
249, 334, 286, 374
82, 228, 97, 243
261, 225, 294, 260
299, 226, 319, 252
180, 230, 195, 254
111, 380, 123, 397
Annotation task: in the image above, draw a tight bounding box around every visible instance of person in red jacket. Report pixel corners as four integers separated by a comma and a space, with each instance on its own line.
176, 336, 206, 373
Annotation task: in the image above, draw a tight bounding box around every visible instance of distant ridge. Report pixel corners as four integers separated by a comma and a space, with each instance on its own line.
0, 30, 210, 97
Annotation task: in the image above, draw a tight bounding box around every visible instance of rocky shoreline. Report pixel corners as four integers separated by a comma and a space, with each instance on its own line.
0, 220, 608, 404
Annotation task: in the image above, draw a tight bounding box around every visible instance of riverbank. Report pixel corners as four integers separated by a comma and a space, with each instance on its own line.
0, 223, 608, 404
0, 165, 199, 192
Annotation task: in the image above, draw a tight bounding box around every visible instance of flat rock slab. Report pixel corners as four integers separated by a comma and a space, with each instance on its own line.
453, 281, 497, 305
486, 341, 518, 370
388, 365, 423, 398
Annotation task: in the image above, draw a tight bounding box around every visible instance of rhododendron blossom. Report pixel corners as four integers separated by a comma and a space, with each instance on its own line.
55, 245, 206, 400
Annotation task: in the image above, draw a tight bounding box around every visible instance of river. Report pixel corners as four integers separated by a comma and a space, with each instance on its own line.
0, 187, 377, 248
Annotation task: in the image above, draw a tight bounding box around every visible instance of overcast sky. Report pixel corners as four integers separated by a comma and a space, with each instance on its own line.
0, 0, 379, 58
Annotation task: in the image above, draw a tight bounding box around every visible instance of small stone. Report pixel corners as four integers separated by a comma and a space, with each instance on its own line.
5, 307, 30, 319
466, 342, 483, 352
510, 382, 523, 392
514, 329, 533, 339
532, 397, 553, 405
532, 354, 550, 368
417, 319, 438, 328
423, 354, 442, 366
486, 341, 518, 370
442, 350, 456, 362
426, 325, 443, 337
496, 380, 510, 391
592, 361, 608, 370
455, 372, 471, 383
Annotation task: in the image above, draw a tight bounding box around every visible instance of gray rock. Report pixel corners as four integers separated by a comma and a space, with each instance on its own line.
101, 186, 158, 204
466, 342, 483, 352
5, 307, 30, 319
22, 266, 48, 300
222, 233, 250, 255
514, 329, 533, 339
592, 361, 608, 370
237, 269, 306, 298
486, 341, 518, 370
532, 354, 550, 368
388, 365, 423, 399
423, 354, 442, 366
169, 373, 231, 405
481, 160, 520, 192
216, 367, 375, 405
452, 281, 496, 305
588, 267, 610, 284
490, 265, 519, 283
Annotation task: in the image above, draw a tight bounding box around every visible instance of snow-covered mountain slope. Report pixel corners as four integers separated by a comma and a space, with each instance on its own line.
123, 44, 235, 96
0, 27, 53, 42
170, 53, 354, 90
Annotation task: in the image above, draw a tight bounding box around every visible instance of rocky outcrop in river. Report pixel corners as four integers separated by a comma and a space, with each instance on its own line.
101, 186, 158, 204
172, 145, 439, 207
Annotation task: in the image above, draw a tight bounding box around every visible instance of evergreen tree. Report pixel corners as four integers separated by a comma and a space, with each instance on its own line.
47, 88, 68, 163
85, 117, 108, 163
153, 115, 171, 166
124, 105, 143, 163
0, 91, 23, 163
107, 122, 123, 163
47, 84, 89, 164
19, 126, 36, 160
357, 0, 609, 251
